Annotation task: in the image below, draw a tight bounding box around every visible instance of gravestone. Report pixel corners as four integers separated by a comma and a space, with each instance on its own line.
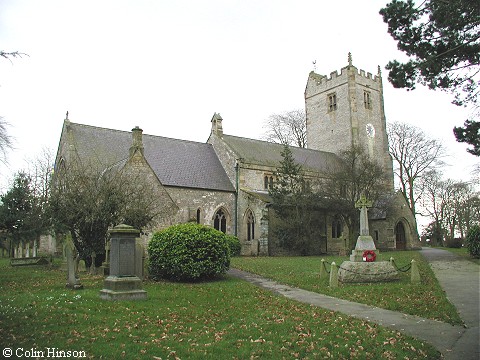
90, 251, 96, 275
101, 239, 110, 276
338, 195, 398, 283
65, 236, 83, 290
99, 224, 147, 301
135, 238, 144, 279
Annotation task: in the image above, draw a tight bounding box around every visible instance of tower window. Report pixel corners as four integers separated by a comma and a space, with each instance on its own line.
328, 93, 337, 112
364, 91, 372, 109
196, 208, 201, 224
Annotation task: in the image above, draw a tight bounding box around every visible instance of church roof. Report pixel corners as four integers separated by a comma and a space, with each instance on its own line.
59, 122, 235, 192
221, 134, 339, 172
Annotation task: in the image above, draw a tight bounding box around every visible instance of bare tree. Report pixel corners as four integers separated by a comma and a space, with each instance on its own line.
0, 51, 28, 62
49, 158, 161, 262
263, 109, 307, 148
420, 170, 479, 242
320, 145, 390, 248
387, 121, 446, 217
0, 51, 27, 165
0, 117, 13, 166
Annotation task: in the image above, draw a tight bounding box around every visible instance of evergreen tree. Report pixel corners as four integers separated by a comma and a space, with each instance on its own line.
0, 172, 35, 254
380, 0, 480, 154
269, 145, 320, 254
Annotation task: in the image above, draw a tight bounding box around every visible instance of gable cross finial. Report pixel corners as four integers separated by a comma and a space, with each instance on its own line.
348, 52, 352, 66
65, 111, 69, 120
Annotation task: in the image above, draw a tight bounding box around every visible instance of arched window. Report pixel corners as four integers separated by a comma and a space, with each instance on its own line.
246, 210, 255, 241
264, 176, 269, 190
214, 208, 227, 233
332, 216, 343, 238
196, 209, 201, 224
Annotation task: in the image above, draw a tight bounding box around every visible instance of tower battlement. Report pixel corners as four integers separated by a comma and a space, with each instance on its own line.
306, 65, 381, 98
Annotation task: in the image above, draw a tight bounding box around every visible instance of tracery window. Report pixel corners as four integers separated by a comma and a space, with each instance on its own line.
214, 208, 227, 233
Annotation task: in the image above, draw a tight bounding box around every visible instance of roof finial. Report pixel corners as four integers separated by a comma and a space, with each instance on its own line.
65, 111, 69, 120
312, 60, 317, 72
348, 52, 352, 66
377, 65, 382, 75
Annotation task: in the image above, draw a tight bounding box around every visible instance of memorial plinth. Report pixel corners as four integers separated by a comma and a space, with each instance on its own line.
338, 195, 398, 283
100, 224, 147, 301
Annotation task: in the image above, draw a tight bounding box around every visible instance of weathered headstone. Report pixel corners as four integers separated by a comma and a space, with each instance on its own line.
135, 238, 144, 280
33, 239, 38, 257
100, 224, 147, 301
65, 236, 83, 290
101, 239, 111, 276
90, 251, 96, 275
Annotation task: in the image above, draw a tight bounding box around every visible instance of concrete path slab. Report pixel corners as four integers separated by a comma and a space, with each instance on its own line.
228, 248, 479, 359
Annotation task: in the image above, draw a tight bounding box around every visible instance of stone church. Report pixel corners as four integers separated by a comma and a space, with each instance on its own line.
55, 57, 420, 256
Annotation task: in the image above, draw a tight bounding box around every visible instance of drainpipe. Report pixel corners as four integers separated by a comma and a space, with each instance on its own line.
234, 161, 239, 236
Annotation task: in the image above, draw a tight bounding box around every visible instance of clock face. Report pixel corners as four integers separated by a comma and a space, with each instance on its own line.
366, 123, 375, 138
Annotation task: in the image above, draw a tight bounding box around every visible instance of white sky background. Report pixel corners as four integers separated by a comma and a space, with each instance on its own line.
0, 0, 478, 196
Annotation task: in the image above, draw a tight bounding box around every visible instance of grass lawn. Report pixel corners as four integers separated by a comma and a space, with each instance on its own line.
231, 251, 463, 325
0, 258, 440, 359
437, 247, 480, 265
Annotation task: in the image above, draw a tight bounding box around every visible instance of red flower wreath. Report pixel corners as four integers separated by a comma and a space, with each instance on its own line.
362, 250, 376, 262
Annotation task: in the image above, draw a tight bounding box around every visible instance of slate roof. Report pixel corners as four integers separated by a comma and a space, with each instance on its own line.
60, 122, 235, 192
221, 134, 339, 173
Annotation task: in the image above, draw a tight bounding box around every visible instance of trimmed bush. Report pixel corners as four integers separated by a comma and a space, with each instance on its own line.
148, 223, 230, 281
225, 234, 241, 256
445, 237, 463, 248
465, 225, 480, 258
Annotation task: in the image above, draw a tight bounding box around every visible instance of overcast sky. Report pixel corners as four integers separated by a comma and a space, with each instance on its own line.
0, 0, 478, 193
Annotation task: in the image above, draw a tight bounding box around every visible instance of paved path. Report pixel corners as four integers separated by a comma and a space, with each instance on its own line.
228, 248, 479, 359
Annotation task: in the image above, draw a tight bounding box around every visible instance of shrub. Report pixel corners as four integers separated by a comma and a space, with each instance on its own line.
445, 237, 463, 248
147, 223, 230, 281
465, 225, 480, 258
225, 234, 241, 256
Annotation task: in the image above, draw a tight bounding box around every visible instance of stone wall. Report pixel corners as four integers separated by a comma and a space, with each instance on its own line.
123, 148, 180, 231
369, 192, 420, 250
166, 187, 235, 231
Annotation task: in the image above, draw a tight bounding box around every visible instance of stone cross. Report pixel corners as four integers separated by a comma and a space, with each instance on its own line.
355, 194, 373, 236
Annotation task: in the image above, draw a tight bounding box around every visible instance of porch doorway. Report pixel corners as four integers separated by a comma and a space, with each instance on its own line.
395, 222, 406, 250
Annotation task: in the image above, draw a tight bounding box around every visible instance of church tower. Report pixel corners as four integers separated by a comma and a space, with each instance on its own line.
304, 54, 394, 190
